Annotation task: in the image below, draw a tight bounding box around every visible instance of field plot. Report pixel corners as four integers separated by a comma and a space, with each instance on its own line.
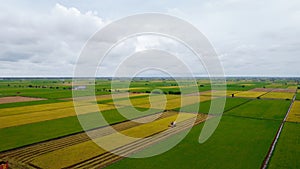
109, 94, 179, 107
107, 116, 280, 169
226, 99, 291, 120
0, 112, 178, 167
234, 91, 267, 98
250, 88, 274, 92
0, 107, 161, 151
269, 122, 300, 169
30, 113, 198, 169
0, 96, 46, 104
0, 101, 76, 117
178, 97, 250, 114
286, 101, 300, 122
296, 92, 300, 100
136, 96, 212, 110
272, 88, 296, 93
266, 84, 286, 88
200, 90, 240, 97
0, 104, 118, 129
261, 92, 295, 100
66, 93, 148, 102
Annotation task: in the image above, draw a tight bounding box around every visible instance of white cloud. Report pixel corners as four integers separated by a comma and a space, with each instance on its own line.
0, 3, 106, 76
1, 1, 300, 77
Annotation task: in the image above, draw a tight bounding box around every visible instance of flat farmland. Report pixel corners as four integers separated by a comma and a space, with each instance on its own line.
177, 97, 250, 114
261, 92, 295, 100
0, 78, 299, 169
0, 104, 119, 129
106, 116, 281, 169
226, 99, 291, 120
286, 101, 300, 122
30, 113, 198, 169
0, 107, 162, 151
269, 122, 300, 169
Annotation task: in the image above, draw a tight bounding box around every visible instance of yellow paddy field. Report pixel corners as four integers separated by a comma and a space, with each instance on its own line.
261, 92, 295, 100
234, 91, 267, 98
0, 104, 118, 129
286, 101, 300, 122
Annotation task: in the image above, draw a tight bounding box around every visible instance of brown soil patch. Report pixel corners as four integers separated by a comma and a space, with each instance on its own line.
0, 96, 46, 104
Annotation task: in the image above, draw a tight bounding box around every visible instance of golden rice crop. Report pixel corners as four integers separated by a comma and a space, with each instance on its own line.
0, 104, 117, 129
31, 113, 196, 169
261, 92, 295, 100
286, 101, 300, 122
234, 91, 267, 98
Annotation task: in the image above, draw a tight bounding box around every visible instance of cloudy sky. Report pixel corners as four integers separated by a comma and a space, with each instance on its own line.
0, 0, 299, 77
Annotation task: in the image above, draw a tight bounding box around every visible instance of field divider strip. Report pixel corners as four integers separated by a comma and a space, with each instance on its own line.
260, 92, 296, 169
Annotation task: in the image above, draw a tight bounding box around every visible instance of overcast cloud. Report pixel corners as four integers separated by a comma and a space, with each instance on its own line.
0, 0, 299, 77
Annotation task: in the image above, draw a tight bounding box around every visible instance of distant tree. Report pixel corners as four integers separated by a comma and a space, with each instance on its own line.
152, 91, 161, 94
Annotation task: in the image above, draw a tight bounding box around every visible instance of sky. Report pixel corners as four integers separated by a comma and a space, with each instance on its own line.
0, 0, 299, 77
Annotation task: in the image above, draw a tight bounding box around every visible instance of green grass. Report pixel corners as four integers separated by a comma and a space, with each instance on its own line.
106, 116, 280, 169
0, 107, 160, 152
176, 97, 250, 114
268, 122, 300, 169
226, 99, 291, 120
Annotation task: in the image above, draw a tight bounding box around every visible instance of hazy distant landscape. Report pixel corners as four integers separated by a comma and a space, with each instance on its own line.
0, 77, 299, 168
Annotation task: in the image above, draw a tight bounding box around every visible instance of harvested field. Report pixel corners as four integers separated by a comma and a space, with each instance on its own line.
0, 112, 178, 167
286, 101, 300, 122
234, 91, 267, 98
0, 96, 46, 104
25, 112, 207, 169
261, 92, 295, 100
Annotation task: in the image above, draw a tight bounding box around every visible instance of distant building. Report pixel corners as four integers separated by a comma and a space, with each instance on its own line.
73, 85, 87, 90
